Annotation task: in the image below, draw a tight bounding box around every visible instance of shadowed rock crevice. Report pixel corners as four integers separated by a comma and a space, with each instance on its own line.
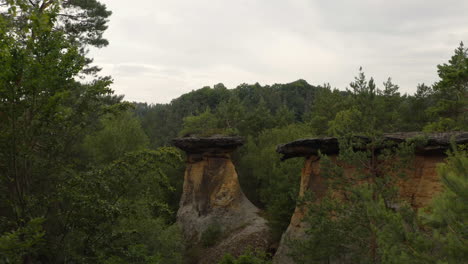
172, 136, 270, 264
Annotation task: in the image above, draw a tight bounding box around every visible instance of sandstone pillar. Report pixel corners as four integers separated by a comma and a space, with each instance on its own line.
172, 136, 270, 264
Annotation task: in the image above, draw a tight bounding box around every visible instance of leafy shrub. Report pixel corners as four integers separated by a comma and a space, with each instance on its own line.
200, 222, 223, 248
0, 218, 45, 264
219, 250, 271, 264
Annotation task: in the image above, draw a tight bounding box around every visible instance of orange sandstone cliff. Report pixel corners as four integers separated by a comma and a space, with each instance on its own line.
172, 136, 270, 264
272, 132, 468, 264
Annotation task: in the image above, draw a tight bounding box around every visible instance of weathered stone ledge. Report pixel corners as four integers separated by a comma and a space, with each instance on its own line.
277, 132, 468, 160
171, 136, 244, 154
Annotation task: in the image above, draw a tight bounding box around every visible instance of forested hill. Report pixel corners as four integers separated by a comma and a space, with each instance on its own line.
1, 0, 466, 262
133, 79, 322, 147
133, 68, 461, 149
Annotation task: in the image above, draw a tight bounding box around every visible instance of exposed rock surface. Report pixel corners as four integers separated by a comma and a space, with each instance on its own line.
273, 132, 468, 264
173, 136, 244, 154
172, 136, 270, 264
277, 131, 468, 160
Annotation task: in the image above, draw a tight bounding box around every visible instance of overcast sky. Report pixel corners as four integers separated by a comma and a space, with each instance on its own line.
90, 0, 468, 104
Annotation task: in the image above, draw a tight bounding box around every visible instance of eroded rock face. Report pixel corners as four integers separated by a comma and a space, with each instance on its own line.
273, 132, 468, 264
172, 136, 270, 264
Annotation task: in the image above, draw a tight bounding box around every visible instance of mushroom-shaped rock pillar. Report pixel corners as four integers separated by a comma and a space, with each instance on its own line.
273, 132, 468, 264
172, 136, 270, 264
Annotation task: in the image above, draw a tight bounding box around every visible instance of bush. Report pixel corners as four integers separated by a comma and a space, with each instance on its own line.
219, 250, 271, 264
200, 222, 223, 248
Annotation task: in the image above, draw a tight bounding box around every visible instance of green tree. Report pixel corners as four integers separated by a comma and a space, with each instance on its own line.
291, 136, 419, 264
304, 84, 348, 136
0, 2, 184, 263
45, 148, 184, 263
327, 69, 407, 136
179, 107, 222, 136
327, 68, 379, 136
0, 4, 114, 259
2, 0, 111, 47
376, 78, 404, 131
417, 148, 468, 263
0, 218, 45, 263
216, 96, 246, 134
239, 99, 274, 137
273, 105, 295, 128
425, 42, 468, 131
237, 124, 311, 240
83, 111, 149, 164
327, 106, 365, 136
400, 83, 434, 131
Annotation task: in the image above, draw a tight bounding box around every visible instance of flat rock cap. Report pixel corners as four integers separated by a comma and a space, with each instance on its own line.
171, 135, 244, 153
277, 132, 468, 160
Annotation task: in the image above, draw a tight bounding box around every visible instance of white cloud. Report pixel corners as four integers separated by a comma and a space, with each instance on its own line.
90, 0, 468, 103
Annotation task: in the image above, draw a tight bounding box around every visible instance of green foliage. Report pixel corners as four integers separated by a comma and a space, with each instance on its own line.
1, 1, 466, 262
290, 135, 420, 263
400, 83, 434, 131
274, 105, 296, 127
83, 111, 149, 163
97, 218, 183, 264
0, 2, 184, 263
2, 0, 112, 48
178, 96, 278, 138
304, 84, 348, 136
237, 124, 311, 240
179, 106, 239, 137
216, 96, 247, 133
219, 250, 271, 264
179, 107, 220, 136
340, 69, 405, 134
423, 117, 457, 132
0, 218, 45, 264
136, 80, 320, 147
0, 3, 117, 262
424, 42, 468, 131
377, 78, 405, 131
200, 222, 223, 248
309, 70, 408, 136
327, 106, 365, 136
240, 99, 275, 136
48, 148, 184, 263
418, 148, 468, 263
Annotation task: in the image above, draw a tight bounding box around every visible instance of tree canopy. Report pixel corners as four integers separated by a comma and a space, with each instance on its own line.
0, 1, 466, 262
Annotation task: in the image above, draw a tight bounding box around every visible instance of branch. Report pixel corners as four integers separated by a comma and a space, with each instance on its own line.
39, 0, 56, 11
57, 13, 87, 19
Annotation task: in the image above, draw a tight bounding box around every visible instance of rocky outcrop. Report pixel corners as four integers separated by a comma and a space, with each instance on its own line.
277, 132, 468, 160
273, 132, 468, 264
172, 136, 270, 264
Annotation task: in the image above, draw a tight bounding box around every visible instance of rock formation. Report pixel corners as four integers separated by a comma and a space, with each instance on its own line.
172, 136, 270, 264
273, 132, 468, 264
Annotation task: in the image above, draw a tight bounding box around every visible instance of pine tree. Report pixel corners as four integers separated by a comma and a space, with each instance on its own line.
304, 84, 348, 136
425, 42, 468, 131
418, 148, 468, 263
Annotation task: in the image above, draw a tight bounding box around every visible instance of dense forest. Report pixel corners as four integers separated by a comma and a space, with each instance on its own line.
0, 1, 467, 264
